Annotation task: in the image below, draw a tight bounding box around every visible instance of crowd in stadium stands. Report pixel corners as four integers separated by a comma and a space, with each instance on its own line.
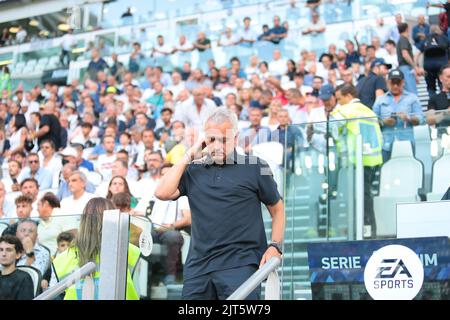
0, 6, 449, 298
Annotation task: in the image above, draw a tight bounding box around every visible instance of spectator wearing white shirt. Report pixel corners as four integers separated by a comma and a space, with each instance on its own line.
302, 11, 326, 54
173, 35, 194, 68
60, 28, 76, 67
135, 151, 163, 201
152, 35, 173, 58
37, 192, 77, 256
383, 39, 398, 69
60, 171, 95, 216
38, 140, 62, 189
238, 17, 258, 48
374, 17, 391, 45
269, 49, 287, 78
96, 135, 116, 182
167, 71, 185, 100
218, 27, 238, 47
372, 36, 389, 60
173, 88, 216, 132
244, 55, 260, 78
1, 159, 21, 193
19, 178, 40, 218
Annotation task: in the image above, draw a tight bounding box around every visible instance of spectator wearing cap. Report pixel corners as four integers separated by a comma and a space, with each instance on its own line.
373, 69, 424, 161
355, 58, 388, 108
63, 101, 78, 134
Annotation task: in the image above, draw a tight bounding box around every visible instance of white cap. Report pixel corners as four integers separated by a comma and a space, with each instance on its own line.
60, 146, 77, 158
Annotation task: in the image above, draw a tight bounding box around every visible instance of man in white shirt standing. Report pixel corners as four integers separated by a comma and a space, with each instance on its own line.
152, 35, 173, 71
173, 35, 194, 69
238, 17, 258, 48
173, 88, 216, 132
60, 28, 76, 67
60, 171, 95, 216
269, 49, 287, 78
96, 135, 116, 182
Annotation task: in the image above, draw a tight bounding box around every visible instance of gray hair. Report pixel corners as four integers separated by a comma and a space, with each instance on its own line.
71, 170, 87, 184
204, 107, 239, 136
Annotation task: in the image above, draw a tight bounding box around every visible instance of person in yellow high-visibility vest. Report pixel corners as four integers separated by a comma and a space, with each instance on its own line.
320, 83, 383, 238
51, 197, 139, 300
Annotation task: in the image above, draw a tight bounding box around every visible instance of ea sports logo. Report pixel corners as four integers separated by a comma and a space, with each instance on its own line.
364, 245, 424, 300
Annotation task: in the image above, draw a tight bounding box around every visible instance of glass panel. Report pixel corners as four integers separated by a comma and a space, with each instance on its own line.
129, 216, 186, 300
284, 110, 450, 299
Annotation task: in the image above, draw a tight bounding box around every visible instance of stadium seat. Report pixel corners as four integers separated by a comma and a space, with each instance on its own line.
16, 265, 42, 298
0, 222, 9, 234
180, 230, 190, 265
427, 148, 450, 201
413, 125, 432, 193
373, 141, 423, 237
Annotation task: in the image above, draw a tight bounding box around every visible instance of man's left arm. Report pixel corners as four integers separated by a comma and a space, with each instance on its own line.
409, 97, 425, 126
260, 199, 285, 267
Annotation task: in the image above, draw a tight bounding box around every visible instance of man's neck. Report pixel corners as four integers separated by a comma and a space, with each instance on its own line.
0, 265, 15, 276
73, 190, 84, 200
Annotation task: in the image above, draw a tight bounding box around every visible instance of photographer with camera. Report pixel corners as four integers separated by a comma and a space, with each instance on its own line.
373, 69, 424, 161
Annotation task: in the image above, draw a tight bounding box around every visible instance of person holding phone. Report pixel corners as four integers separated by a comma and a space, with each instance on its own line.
155, 107, 285, 300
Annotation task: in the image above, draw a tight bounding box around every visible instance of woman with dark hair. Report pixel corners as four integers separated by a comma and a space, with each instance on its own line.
51, 197, 140, 300
5, 113, 28, 156
106, 175, 138, 208
286, 59, 297, 81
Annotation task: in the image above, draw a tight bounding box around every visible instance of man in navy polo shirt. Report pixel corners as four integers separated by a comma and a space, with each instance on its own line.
267, 16, 288, 45
155, 107, 285, 300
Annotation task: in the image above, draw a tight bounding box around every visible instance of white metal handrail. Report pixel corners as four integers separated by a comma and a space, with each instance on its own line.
227, 256, 281, 300
33, 262, 96, 300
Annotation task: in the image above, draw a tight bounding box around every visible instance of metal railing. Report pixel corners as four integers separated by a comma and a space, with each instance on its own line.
227, 256, 281, 300
34, 262, 96, 300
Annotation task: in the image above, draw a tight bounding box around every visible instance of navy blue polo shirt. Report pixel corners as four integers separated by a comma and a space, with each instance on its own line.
178, 151, 281, 280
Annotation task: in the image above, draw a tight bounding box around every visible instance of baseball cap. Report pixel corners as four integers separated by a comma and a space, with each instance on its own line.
106, 86, 117, 94
371, 58, 392, 70
388, 69, 404, 81
65, 101, 76, 110
60, 146, 77, 158
319, 84, 335, 101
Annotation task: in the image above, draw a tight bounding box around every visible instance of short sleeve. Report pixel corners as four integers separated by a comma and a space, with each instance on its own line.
177, 167, 190, 197
375, 76, 387, 92
427, 95, 437, 110
256, 160, 281, 206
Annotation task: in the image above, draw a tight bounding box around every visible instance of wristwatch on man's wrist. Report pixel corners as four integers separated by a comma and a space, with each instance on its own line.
268, 241, 283, 255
